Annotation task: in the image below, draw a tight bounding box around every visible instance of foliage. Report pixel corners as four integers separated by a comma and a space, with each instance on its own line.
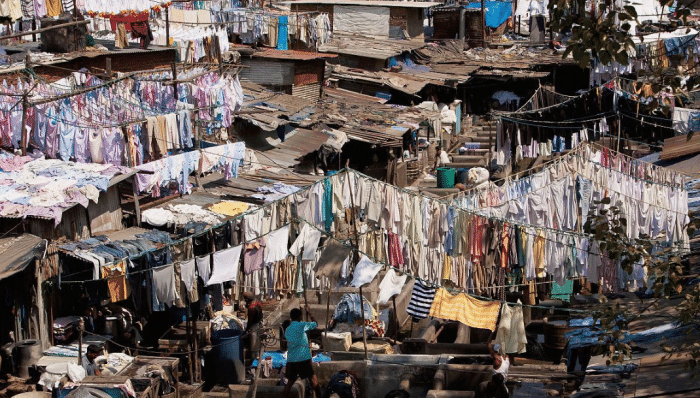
583, 198, 700, 371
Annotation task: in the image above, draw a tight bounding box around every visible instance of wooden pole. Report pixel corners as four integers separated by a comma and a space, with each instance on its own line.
481, 0, 485, 46
20, 93, 28, 156
171, 62, 178, 100
186, 318, 194, 384
359, 285, 368, 360
165, 7, 170, 48
324, 277, 332, 349
77, 318, 84, 366
132, 176, 141, 227
247, 334, 266, 398
105, 58, 112, 80
0, 19, 90, 41
31, 19, 36, 42
392, 296, 399, 341
300, 254, 310, 321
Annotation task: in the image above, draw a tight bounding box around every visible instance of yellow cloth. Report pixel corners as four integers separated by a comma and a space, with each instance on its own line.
209, 201, 249, 217
349, 341, 393, 354
429, 287, 501, 331
45, 0, 62, 17
533, 229, 546, 278
101, 262, 128, 303
441, 255, 452, 281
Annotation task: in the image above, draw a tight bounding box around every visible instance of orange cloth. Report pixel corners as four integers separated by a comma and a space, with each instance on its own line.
101, 262, 128, 302
45, 0, 62, 17
429, 287, 501, 331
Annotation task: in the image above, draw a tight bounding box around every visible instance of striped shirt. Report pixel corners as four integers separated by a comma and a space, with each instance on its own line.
406, 280, 436, 320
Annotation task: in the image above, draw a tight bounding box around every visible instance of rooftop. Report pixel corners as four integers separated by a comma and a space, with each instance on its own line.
287, 0, 442, 7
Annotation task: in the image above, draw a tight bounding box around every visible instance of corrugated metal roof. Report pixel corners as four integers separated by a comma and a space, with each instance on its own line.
0, 234, 44, 281
287, 0, 441, 7
233, 45, 337, 60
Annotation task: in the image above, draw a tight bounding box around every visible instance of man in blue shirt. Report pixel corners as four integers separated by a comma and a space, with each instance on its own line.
283, 305, 321, 398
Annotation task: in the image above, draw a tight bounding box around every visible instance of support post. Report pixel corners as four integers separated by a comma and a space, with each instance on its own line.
165, 6, 170, 47
171, 62, 178, 100
105, 58, 112, 80
324, 277, 332, 349
392, 296, 399, 341
359, 285, 368, 360
481, 0, 485, 46
20, 93, 28, 156
186, 318, 193, 383
248, 334, 265, 398
132, 176, 141, 227
77, 318, 84, 367
32, 19, 36, 42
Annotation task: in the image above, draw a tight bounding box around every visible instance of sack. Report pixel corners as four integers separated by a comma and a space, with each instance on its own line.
67, 362, 86, 382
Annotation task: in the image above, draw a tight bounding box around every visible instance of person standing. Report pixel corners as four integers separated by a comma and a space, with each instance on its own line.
243, 291, 263, 364
283, 305, 321, 398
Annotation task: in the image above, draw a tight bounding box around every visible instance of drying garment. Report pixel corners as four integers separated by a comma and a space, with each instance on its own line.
196, 254, 211, 284
314, 239, 352, 280
377, 268, 407, 305
494, 301, 527, 354
289, 222, 322, 261
180, 258, 198, 299
243, 239, 266, 274
264, 225, 290, 263
350, 255, 382, 287
405, 280, 436, 320
101, 262, 128, 302
387, 231, 404, 268
332, 293, 376, 324
207, 244, 243, 286
115, 23, 130, 48
152, 264, 179, 306
429, 287, 501, 331
89, 130, 104, 163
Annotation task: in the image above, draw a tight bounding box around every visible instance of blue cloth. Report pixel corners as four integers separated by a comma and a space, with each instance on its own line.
689, 112, 700, 132
285, 321, 316, 363
252, 351, 331, 369
277, 16, 288, 50
465, 2, 512, 28
332, 293, 374, 324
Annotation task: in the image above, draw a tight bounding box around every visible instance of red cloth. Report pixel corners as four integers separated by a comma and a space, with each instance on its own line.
109, 14, 148, 31
387, 232, 404, 269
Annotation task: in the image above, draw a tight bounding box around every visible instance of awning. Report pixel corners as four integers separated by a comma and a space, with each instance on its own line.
0, 234, 45, 281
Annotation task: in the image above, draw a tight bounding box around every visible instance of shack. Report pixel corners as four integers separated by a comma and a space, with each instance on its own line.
289, 0, 441, 41
237, 47, 335, 101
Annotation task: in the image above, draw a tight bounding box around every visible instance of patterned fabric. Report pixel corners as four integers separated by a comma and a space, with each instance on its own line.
406, 280, 436, 320
429, 287, 501, 331
387, 231, 403, 269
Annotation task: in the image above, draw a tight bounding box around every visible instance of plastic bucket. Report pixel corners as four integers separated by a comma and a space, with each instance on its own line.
456, 168, 469, 185
209, 329, 245, 384
437, 167, 456, 188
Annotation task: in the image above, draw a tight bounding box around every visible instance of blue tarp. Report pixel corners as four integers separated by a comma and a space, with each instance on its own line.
465, 2, 512, 28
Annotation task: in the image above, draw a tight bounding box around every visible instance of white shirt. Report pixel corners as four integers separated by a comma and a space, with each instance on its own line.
528, 0, 547, 16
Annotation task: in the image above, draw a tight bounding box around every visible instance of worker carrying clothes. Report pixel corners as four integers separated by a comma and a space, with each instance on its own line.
476, 341, 510, 398
243, 291, 263, 363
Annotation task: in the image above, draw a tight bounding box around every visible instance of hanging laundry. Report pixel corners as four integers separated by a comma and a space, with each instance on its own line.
387, 231, 404, 269
101, 262, 128, 302
208, 244, 243, 286
264, 225, 290, 263
494, 301, 527, 354
289, 222, 322, 261
152, 264, 179, 306
196, 254, 211, 285
244, 238, 266, 274
429, 288, 501, 331
180, 258, 198, 302
314, 239, 352, 279
349, 255, 382, 287
406, 280, 436, 320
377, 268, 407, 305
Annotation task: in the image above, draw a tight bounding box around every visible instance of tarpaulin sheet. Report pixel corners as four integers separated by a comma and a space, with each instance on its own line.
465, 1, 512, 28
333, 5, 390, 37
